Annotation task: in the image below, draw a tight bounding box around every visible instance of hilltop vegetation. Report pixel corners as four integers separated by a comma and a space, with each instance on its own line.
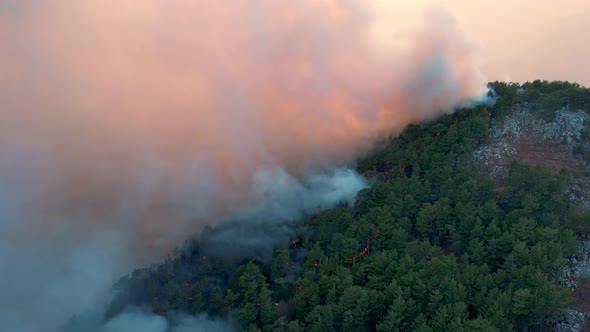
491, 80, 589, 118
107, 81, 590, 331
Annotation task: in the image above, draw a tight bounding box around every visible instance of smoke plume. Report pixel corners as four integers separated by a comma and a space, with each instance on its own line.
0, 1, 488, 330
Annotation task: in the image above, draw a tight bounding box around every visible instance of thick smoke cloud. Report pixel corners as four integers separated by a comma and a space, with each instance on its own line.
0, 1, 488, 331
191, 168, 369, 259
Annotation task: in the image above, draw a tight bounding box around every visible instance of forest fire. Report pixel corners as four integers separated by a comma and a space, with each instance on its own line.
2, 0, 584, 329
344, 229, 380, 261
91, 81, 588, 332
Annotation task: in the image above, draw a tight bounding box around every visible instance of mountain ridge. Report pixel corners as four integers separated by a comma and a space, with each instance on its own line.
69, 80, 590, 332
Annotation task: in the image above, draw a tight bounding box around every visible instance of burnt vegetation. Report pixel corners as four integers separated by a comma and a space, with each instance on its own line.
108, 81, 590, 331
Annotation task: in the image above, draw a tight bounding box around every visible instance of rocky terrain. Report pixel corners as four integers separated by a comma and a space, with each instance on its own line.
556, 238, 590, 332
475, 103, 590, 331
474, 105, 589, 177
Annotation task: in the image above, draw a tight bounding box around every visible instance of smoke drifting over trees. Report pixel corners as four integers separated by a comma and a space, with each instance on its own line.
0, 1, 489, 330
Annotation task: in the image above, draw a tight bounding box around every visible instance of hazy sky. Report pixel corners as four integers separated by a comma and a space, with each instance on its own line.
0, 1, 587, 331
374, 0, 590, 86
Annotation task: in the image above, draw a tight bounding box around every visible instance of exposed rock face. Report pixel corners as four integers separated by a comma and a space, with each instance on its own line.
554, 309, 589, 332
556, 239, 590, 332
474, 105, 590, 210
474, 105, 589, 178
541, 110, 589, 145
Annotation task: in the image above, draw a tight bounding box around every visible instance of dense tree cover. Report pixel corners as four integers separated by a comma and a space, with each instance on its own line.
109, 81, 590, 331
489, 80, 590, 120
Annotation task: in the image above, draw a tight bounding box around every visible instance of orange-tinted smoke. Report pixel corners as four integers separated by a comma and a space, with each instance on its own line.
373, 0, 590, 86
0, 1, 488, 257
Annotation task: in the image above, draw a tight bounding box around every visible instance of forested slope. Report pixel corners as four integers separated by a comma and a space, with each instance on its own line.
106, 81, 590, 331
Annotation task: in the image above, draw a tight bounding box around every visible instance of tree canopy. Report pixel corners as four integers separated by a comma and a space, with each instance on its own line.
108, 80, 590, 331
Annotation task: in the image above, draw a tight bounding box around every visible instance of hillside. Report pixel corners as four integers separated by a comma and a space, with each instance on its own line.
95, 80, 590, 332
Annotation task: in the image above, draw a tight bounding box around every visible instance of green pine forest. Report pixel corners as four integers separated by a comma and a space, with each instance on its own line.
109, 81, 590, 331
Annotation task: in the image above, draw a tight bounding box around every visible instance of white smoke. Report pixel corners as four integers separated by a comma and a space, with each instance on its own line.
0, 1, 490, 331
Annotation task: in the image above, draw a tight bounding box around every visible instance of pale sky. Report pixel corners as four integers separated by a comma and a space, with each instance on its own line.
374, 0, 590, 86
